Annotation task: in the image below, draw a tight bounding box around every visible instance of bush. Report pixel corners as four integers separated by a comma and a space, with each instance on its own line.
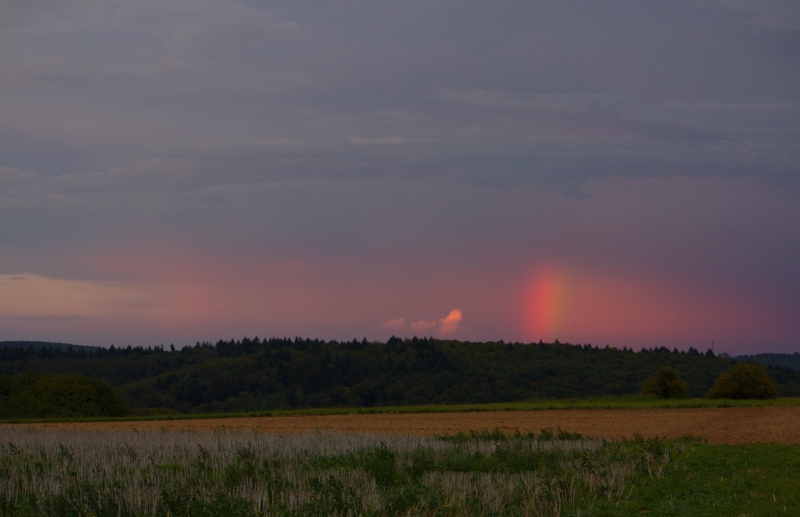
640, 367, 688, 399
706, 362, 777, 399
0, 372, 129, 419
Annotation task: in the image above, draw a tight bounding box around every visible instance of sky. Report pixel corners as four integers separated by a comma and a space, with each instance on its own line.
1, 1, 799, 355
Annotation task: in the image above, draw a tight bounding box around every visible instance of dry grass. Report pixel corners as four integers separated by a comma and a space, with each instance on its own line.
0, 428, 681, 516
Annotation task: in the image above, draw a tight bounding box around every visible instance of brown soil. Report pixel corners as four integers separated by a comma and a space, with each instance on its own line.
4, 407, 799, 445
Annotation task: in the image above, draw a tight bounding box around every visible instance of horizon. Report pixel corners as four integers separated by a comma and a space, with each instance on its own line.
4, 337, 798, 358
1, 2, 799, 356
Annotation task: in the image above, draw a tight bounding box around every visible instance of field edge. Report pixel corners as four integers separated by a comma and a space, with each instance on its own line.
2, 396, 799, 425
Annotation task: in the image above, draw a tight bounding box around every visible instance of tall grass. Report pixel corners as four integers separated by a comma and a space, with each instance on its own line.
0, 428, 686, 516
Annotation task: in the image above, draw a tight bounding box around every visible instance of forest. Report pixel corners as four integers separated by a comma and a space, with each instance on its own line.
735, 352, 800, 371
2, 338, 799, 415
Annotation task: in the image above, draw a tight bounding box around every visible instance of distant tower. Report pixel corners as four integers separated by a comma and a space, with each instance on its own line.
711, 340, 714, 353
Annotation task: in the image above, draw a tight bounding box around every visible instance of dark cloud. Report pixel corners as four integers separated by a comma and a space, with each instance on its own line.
1, 1, 797, 187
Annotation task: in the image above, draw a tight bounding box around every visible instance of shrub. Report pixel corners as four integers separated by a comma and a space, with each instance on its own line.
640, 367, 688, 399
706, 362, 777, 399
0, 372, 129, 419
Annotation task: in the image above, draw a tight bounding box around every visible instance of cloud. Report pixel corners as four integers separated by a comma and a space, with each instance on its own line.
381, 309, 463, 337
409, 319, 438, 333
1, 1, 796, 196
380, 317, 407, 333
0, 273, 174, 317
434, 89, 626, 115
715, 0, 800, 31
347, 136, 423, 145
439, 309, 463, 336
0, 166, 39, 189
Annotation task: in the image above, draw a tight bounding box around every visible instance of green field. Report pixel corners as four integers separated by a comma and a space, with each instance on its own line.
2, 396, 799, 425
596, 443, 800, 516
0, 428, 796, 516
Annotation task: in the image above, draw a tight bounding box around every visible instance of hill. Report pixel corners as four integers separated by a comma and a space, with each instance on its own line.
736, 353, 800, 372
2, 338, 799, 414
0, 341, 101, 352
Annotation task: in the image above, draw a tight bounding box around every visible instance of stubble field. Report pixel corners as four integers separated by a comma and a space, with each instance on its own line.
6, 406, 799, 444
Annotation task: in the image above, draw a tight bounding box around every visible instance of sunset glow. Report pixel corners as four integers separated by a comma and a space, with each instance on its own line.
0, 2, 797, 354
523, 266, 570, 340
520, 264, 783, 350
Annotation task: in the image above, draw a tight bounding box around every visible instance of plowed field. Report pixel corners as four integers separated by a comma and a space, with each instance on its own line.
5, 406, 799, 444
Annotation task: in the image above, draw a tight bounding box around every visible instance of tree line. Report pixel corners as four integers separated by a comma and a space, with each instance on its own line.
1, 337, 798, 415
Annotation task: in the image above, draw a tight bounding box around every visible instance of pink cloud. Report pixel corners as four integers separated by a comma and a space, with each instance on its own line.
439, 308, 463, 336
381, 308, 463, 337
381, 318, 407, 333
409, 320, 438, 333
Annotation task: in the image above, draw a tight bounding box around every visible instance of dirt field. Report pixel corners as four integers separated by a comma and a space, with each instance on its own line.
5, 407, 799, 445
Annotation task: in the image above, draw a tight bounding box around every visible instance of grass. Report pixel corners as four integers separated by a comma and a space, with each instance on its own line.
2, 396, 798, 424
0, 428, 686, 517
2, 428, 796, 516
579, 442, 800, 516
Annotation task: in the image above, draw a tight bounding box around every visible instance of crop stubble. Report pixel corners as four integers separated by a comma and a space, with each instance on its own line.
4, 407, 798, 444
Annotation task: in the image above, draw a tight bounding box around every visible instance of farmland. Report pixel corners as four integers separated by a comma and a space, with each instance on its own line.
3, 341, 799, 515
10, 405, 800, 445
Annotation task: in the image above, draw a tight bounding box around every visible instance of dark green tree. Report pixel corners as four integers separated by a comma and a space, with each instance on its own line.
5, 339, 798, 412
706, 362, 777, 399
0, 372, 128, 418
640, 367, 688, 399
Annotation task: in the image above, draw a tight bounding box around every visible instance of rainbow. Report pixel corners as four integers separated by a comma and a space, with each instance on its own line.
524, 266, 571, 341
